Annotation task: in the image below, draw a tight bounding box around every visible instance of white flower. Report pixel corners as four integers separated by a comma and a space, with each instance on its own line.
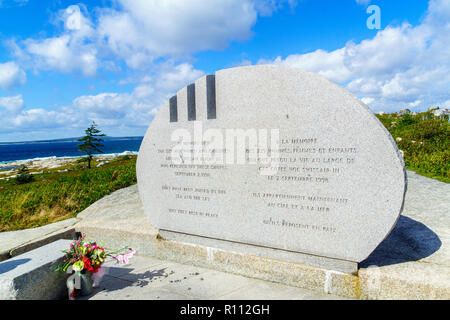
73, 260, 84, 272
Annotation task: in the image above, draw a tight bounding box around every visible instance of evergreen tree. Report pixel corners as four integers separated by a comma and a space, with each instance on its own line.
77, 122, 106, 169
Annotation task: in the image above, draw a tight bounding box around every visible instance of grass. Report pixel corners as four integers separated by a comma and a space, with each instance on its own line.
376, 112, 449, 183
0, 155, 137, 232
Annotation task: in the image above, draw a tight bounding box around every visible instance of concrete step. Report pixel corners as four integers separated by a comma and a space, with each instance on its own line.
0, 218, 77, 261
0, 239, 71, 300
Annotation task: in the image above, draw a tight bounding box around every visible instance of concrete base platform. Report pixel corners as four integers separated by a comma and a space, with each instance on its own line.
160, 229, 358, 274
73, 170, 449, 299
82, 254, 345, 300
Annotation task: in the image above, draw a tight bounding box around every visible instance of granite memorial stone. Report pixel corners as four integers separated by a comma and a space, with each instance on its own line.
137, 65, 407, 273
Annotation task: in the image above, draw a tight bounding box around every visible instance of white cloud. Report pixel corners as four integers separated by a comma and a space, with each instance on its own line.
155, 62, 205, 91
444, 100, 450, 108
262, 0, 450, 112
10, 0, 294, 76
361, 97, 374, 105
0, 62, 26, 90
408, 100, 422, 108
70, 61, 204, 126
0, 62, 203, 137
96, 0, 261, 67
0, 94, 24, 114
19, 5, 98, 76
10, 107, 74, 129
132, 84, 154, 99
0, 105, 81, 137
25, 35, 97, 76
267, 48, 352, 83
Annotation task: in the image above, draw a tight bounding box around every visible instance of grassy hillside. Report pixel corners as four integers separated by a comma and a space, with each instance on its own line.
376, 112, 449, 183
0, 156, 137, 232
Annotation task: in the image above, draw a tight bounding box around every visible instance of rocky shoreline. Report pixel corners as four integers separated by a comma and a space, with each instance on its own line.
0, 151, 137, 179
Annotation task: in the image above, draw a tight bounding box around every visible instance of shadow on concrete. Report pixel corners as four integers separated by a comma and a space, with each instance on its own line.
82, 266, 170, 298
360, 215, 442, 268
0, 258, 31, 274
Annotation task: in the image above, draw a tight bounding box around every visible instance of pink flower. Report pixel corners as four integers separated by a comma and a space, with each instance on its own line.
113, 249, 136, 265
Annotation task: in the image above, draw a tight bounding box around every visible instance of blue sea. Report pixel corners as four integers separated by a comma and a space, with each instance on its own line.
0, 136, 143, 163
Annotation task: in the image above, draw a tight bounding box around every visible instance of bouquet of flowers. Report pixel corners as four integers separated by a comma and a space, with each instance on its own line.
55, 232, 135, 299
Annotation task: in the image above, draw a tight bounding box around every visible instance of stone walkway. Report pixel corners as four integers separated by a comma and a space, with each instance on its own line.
82, 255, 343, 300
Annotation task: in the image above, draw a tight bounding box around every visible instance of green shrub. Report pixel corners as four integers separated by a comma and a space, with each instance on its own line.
376, 112, 449, 183
15, 165, 34, 185
76, 157, 89, 163
398, 113, 418, 127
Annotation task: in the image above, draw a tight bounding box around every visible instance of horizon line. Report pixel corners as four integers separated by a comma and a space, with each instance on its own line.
0, 135, 144, 145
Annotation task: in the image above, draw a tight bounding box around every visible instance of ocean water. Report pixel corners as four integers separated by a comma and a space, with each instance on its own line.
0, 136, 143, 163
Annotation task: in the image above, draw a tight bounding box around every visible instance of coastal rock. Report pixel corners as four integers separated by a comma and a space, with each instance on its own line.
398, 109, 411, 116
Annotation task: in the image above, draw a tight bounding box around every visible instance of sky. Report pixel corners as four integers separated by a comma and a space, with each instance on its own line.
0, 0, 448, 142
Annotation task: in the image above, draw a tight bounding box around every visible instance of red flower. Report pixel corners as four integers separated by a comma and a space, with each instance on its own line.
82, 256, 99, 273
82, 257, 93, 271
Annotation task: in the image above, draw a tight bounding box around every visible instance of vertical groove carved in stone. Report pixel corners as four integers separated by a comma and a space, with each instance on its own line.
206, 75, 216, 119
187, 83, 196, 121
169, 95, 177, 122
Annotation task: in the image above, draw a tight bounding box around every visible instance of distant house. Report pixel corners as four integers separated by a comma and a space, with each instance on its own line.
433, 108, 450, 120
422, 107, 450, 121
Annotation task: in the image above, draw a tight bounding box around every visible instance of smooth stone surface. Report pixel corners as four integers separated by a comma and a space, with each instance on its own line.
0, 218, 77, 261
160, 229, 358, 274
76, 186, 157, 236
360, 171, 449, 268
0, 239, 71, 300
137, 65, 406, 264
83, 255, 342, 300
359, 260, 450, 300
